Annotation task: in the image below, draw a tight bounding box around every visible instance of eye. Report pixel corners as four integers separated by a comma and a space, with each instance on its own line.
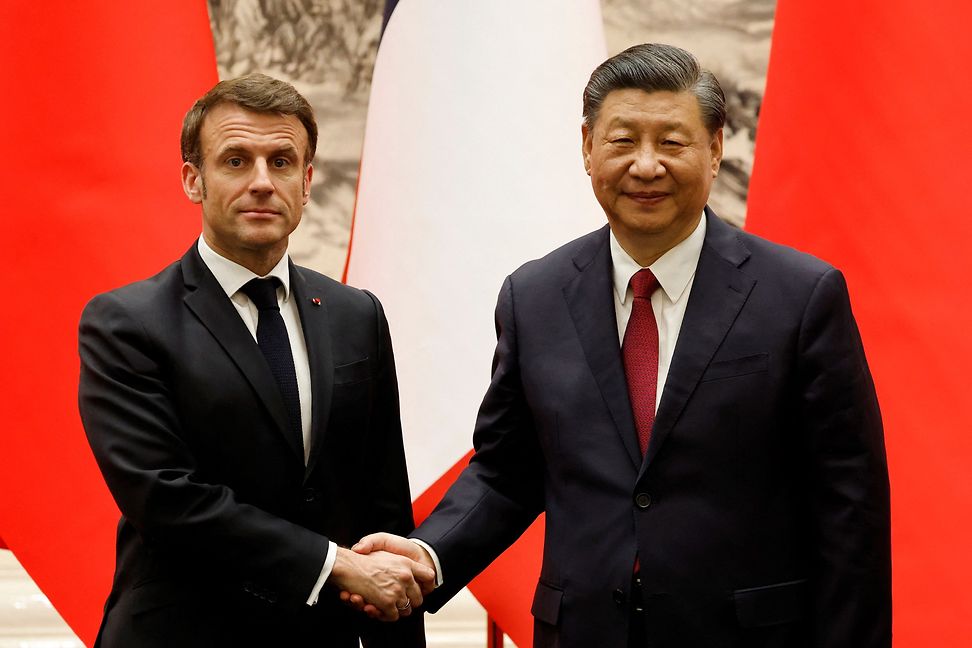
611, 138, 634, 145
663, 139, 685, 147
227, 157, 243, 168
272, 158, 289, 168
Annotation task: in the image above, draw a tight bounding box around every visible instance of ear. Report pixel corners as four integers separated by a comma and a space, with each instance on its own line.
709, 128, 724, 177
181, 162, 204, 203
581, 122, 593, 176
302, 164, 314, 204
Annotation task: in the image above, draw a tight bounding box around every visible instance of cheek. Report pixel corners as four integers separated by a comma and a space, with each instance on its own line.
591, 167, 620, 192
592, 175, 614, 198
286, 178, 307, 201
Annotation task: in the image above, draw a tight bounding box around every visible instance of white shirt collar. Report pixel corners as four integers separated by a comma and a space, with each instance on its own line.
611, 212, 707, 305
197, 236, 292, 302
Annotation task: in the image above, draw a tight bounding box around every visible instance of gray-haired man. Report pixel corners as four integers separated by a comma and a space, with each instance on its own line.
351, 44, 891, 648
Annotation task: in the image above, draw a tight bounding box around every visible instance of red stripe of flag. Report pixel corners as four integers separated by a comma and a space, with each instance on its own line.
747, 0, 972, 643
412, 451, 544, 645
0, 2, 217, 643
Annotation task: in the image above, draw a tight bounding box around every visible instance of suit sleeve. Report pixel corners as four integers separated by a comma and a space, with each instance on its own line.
78, 292, 329, 608
413, 275, 546, 611
358, 290, 426, 648
797, 268, 891, 647
358, 290, 417, 538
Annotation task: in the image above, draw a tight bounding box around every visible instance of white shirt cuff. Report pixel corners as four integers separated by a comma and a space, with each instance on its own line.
409, 538, 444, 588
305, 540, 337, 606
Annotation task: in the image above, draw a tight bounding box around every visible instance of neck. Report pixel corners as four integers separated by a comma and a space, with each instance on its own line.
614, 233, 683, 267
611, 214, 703, 267
203, 235, 287, 277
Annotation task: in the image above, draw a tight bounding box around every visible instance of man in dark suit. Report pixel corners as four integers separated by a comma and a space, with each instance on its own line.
351, 44, 891, 647
79, 73, 432, 647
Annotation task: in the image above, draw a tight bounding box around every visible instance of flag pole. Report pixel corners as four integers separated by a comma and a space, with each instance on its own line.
487, 616, 505, 648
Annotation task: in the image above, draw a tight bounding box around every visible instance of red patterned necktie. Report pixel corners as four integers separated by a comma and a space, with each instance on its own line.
622, 268, 659, 456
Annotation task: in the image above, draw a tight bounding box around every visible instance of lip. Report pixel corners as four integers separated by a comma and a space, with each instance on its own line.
625, 191, 670, 204
239, 209, 281, 217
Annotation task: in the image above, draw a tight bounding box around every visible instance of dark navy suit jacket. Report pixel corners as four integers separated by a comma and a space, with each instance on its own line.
79, 243, 424, 647
413, 210, 891, 648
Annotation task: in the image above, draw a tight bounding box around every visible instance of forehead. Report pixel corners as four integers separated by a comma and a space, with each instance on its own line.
199, 103, 307, 155
594, 88, 705, 131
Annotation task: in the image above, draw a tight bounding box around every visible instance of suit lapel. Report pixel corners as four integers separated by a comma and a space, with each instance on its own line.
180, 245, 304, 462
645, 211, 756, 469
564, 226, 643, 470
290, 264, 334, 480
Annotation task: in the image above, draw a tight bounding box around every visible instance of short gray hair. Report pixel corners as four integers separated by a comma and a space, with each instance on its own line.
582, 43, 726, 135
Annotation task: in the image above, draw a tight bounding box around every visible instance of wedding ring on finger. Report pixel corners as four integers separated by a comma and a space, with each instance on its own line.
396, 598, 412, 611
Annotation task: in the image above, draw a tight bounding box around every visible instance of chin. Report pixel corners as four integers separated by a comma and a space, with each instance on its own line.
240, 229, 289, 248
616, 215, 678, 236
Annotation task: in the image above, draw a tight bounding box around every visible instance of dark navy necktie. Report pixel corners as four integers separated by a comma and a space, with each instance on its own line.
241, 278, 302, 444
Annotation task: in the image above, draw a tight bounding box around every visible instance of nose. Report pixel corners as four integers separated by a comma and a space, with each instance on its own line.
248, 159, 275, 194
629, 145, 665, 180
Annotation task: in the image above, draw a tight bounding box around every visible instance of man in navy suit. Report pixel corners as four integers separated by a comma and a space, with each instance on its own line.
351, 44, 891, 647
79, 73, 432, 647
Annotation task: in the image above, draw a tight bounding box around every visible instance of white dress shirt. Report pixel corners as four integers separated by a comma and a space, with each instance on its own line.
415, 213, 707, 586
196, 237, 335, 606
611, 213, 706, 411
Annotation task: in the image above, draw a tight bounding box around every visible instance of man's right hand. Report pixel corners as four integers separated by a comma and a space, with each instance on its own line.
329, 546, 435, 621
339, 533, 437, 618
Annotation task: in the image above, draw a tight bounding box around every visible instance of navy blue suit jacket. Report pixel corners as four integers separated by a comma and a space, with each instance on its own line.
79, 243, 424, 647
413, 210, 891, 648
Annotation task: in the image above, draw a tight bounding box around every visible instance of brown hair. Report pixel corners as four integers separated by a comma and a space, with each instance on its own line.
181, 73, 318, 168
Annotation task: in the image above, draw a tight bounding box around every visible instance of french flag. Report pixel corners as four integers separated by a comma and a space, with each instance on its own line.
346, 2, 605, 643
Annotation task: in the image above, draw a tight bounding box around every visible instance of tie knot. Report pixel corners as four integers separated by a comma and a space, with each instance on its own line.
629, 269, 658, 300
241, 278, 282, 311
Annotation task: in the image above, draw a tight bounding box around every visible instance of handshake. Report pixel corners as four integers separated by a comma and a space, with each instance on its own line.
329, 533, 436, 622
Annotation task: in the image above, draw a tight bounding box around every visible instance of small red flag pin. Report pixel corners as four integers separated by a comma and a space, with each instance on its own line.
311, 297, 321, 307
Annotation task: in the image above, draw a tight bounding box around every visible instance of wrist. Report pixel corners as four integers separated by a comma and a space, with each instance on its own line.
411, 543, 434, 571
329, 547, 358, 588
408, 538, 442, 587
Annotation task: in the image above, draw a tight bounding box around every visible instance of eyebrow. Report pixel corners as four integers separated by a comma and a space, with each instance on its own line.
216, 144, 301, 159
605, 117, 686, 131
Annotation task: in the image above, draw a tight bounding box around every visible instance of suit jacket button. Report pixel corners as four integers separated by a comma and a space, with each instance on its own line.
635, 493, 652, 509
613, 588, 626, 607
303, 488, 318, 502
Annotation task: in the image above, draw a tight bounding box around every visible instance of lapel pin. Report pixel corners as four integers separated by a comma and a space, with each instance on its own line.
311, 297, 321, 307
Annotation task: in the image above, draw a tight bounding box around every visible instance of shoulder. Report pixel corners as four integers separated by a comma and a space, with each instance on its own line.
709, 219, 854, 319
737, 229, 834, 278
81, 258, 185, 326
507, 226, 608, 287
705, 214, 837, 288
292, 263, 386, 320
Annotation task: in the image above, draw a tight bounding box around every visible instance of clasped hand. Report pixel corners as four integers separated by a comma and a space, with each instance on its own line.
332, 533, 437, 621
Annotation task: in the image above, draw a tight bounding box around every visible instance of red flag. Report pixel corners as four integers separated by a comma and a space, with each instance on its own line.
747, 0, 972, 644
0, 2, 216, 642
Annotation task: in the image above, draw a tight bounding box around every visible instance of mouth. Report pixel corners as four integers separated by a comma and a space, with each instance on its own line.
625, 191, 670, 205
238, 208, 281, 217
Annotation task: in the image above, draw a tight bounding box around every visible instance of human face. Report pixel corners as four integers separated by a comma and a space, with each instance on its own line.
582, 89, 722, 266
181, 103, 313, 274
